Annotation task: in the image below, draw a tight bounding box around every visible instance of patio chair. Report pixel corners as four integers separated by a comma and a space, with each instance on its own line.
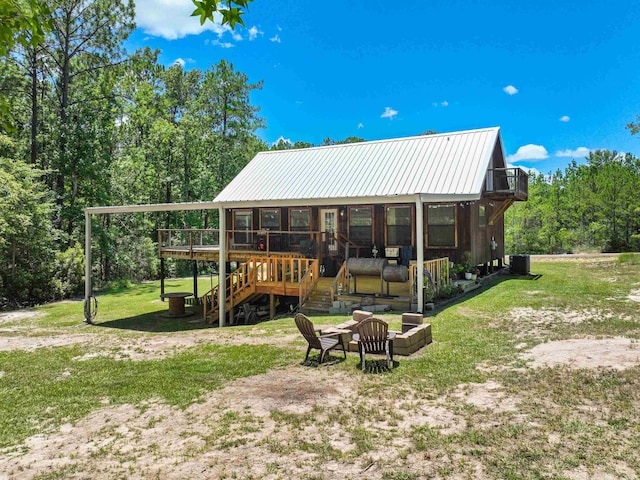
356, 317, 392, 371
294, 313, 347, 364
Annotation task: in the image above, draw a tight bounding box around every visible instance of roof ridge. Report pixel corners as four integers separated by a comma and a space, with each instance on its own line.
258, 126, 500, 155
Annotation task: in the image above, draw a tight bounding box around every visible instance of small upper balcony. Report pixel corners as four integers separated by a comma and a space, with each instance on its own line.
484, 168, 529, 201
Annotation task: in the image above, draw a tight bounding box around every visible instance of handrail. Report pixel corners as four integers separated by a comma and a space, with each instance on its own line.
337, 232, 361, 258
202, 255, 319, 323
329, 261, 349, 303
298, 260, 320, 309
159, 228, 320, 258
409, 257, 451, 304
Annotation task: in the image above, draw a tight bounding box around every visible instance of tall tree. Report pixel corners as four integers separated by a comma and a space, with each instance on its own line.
43, 0, 135, 237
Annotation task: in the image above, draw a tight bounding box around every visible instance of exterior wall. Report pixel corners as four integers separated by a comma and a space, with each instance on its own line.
226, 200, 508, 268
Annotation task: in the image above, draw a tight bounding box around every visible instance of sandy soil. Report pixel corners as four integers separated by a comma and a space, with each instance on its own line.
522, 337, 640, 370
2, 302, 640, 479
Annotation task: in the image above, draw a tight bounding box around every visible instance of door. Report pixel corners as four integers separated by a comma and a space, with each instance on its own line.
320, 208, 339, 254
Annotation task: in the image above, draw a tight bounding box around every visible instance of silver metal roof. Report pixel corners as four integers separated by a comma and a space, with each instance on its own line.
215, 126, 502, 206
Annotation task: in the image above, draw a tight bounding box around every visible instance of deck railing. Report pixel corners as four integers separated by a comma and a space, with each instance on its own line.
409, 257, 451, 304
485, 168, 528, 199
159, 228, 323, 258
158, 229, 220, 257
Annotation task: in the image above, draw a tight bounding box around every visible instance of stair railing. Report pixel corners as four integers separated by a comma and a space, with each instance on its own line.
298, 260, 320, 310
329, 261, 349, 303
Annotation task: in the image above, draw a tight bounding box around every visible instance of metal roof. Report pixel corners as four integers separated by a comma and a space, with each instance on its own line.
214, 126, 502, 206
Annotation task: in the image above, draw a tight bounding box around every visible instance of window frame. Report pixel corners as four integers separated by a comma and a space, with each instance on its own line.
233, 209, 253, 245
288, 208, 311, 246
426, 204, 457, 248
384, 204, 414, 247
259, 208, 281, 231
348, 206, 373, 246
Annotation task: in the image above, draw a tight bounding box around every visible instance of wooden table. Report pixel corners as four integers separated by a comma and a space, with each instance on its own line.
161, 292, 193, 317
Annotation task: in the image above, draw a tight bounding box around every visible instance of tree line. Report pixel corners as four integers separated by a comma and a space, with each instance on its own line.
505, 150, 640, 254
0, 0, 264, 307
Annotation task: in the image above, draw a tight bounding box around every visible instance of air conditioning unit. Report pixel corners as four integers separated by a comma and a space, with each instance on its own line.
509, 255, 530, 275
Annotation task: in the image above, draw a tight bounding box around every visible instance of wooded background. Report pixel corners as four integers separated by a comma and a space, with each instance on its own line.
1, 0, 639, 308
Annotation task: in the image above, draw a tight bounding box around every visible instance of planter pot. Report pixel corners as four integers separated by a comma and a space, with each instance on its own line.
464, 272, 472, 280
471, 273, 477, 281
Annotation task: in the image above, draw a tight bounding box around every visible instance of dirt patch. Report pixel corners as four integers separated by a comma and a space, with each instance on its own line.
450, 380, 520, 413
506, 307, 632, 339
0, 334, 95, 352
0, 368, 376, 479
522, 337, 640, 370
629, 289, 640, 303
0, 310, 42, 324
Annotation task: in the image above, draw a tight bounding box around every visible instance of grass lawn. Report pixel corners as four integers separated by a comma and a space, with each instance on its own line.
0, 256, 639, 479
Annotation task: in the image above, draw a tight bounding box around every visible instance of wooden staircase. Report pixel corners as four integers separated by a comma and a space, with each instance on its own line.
203, 260, 259, 325
299, 278, 334, 314
203, 255, 319, 324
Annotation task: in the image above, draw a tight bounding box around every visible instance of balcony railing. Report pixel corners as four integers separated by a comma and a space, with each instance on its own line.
485, 168, 528, 200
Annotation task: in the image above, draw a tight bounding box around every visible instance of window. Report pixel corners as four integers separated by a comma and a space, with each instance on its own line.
479, 204, 486, 227
386, 205, 412, 246
260, 208, 280, 230
349, 207, 372, 245
289, 208, 311, 245
428, 205, 456, 247
233, 210, 252, 245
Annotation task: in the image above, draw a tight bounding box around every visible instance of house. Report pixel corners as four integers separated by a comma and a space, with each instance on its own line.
83, 126, 528, 325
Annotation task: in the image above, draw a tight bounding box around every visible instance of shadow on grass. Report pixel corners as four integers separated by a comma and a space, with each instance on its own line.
93, 307, 214, 333
427, 271, 544, 318
359, 359, 399, 374
300, 353, 347, 368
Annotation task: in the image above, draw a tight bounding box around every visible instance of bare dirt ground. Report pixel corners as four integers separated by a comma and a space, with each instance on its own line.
2, 291, 640, 479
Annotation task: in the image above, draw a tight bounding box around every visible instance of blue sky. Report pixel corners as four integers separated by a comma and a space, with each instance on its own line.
128, 0, 640, 175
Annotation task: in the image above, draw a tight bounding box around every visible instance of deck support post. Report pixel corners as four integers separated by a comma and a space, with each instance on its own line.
84, 211, 92, 322
416, 197, 424, 313
218, 206, 226, 327
160, 258, 165, 301
193, 260, 198, 302
270, 294, 275, 319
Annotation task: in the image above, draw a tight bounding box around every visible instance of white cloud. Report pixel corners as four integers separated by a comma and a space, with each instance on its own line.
559, 115, 571, 122
272, 136, 292, 147
503, 85, 519, 95
441, 100, 449, 107
270, 34, 281, 43
357, 123, 364, 129
210, 39, 234, 48
248, 26, 262, 40
506, 144, 549, 163
555, 147, 591, 158
173, 58, 186, 67
381, 107, 398, 119
231, 31, 243, 41
134, 0, 237, 40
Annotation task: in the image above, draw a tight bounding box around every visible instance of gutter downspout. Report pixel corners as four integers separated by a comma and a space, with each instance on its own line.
218, 206, 226, 327
416, 195, 425, 313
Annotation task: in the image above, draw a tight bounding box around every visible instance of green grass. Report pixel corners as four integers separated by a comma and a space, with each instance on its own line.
0, 343, 295, 448
618, 252, 640, 264
1, 259, 640, 478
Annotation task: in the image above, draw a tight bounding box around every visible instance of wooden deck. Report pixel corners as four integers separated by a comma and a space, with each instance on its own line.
159, 245, 304, 262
